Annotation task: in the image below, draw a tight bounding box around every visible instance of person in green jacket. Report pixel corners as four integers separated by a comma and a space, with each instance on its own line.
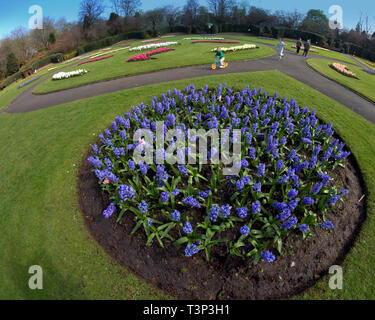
215, 47, 225, 68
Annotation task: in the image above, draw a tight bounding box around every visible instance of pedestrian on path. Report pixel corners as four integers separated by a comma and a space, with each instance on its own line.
276, 38, 287, 60
296, 38, 302, 54
303, 39, 311, 57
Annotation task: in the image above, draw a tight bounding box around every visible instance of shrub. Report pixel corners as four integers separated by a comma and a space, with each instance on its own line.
87, 83, 351, 264
6, 52, 20, 76
277, 28, 326, 46
30, 53, 64, 70
0, 71, 24, 90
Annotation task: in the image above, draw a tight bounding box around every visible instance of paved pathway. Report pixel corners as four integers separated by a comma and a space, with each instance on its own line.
3, 44, 375, 125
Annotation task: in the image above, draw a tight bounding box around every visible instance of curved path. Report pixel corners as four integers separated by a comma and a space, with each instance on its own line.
3, 45, 375, 125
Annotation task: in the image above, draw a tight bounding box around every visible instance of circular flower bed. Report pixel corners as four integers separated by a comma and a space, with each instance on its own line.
330, 63, 359, 79
80, 83, 365, 299
87, 83, 353, 265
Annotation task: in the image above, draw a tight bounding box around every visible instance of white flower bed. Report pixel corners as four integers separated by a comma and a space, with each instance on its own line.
183, 37, 224, 40
129, 42, 179, 52
52, 69, 88, 80
210, 44, 258, 53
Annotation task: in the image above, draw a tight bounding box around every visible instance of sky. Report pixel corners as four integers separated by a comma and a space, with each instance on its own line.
0, 0, 373, 39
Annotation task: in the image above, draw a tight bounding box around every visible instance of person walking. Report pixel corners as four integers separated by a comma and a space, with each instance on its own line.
296, 38, 302, 54
276, 38, 287, 60
303, 39, 311, 57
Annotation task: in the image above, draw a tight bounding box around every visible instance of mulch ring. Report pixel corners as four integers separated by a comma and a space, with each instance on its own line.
77, 152, 366, 299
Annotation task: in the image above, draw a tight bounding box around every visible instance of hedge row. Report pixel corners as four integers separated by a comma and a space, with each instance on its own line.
0, 53, 64, 90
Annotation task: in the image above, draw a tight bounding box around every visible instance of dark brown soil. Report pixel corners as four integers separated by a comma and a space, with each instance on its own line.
77, 152, 366, 300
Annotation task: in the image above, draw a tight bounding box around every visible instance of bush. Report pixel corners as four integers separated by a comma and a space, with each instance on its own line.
191, 26, 201, 34
87, 83, 351, 264
0, 71, 23, 90
248, 24, 261, 36
1, 53, 64, 90
64, 50, 78, 61
6, 52, 20, 76
276, 28, 326, 46
271, 27, 279, 39
30, 53, 64, 70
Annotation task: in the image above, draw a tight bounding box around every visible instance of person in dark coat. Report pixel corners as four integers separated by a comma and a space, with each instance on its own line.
303, 39, 311, 57
296, 38, 302, 54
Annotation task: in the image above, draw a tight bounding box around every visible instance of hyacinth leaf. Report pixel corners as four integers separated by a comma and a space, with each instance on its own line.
204, 248, 210, 262
131, 220, 142, 235
251, 229, 265, 239
154, 233, 165, 248
146, 233, 155, 246
210, 225, 223, 232
160, 224, 175, 240
276, 237, 283, 254
233, 240, 246, 249
116, 208, 127, 223
253, 253, 261, 265
173, 237, 189, 246
245, 248, 258, 258
172, 176, 181, 190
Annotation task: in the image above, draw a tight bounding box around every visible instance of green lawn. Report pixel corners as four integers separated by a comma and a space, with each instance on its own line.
225, 34, 358, 65
307, 58, 375, 103
32, 35, 274, 94
0, 76, 41, 111
0, 58, 96, 111
1, 70, 374, 299
353, 56, 375, 71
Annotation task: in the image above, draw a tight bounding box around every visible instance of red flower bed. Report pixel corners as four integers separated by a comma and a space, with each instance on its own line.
144, 41, 166, 44
192, 40, 239, 44
77, 55, 114, 65
127, 47, 174, 62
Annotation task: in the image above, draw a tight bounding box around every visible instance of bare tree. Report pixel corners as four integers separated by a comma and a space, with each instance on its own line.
182, 0, 200, 26
79, 0, 105, 31
248, 6, 274, 26
164, 5, 181, 30
10, 27, 31, 62
206, 0, 236, 24
30, 16, 56, 49
110, 0, 142, 17
145, 8, 165, 35
274, 10, 304, 29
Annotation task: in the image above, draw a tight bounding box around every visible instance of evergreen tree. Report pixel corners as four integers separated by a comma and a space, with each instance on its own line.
48, 32, 56, 45
6, 52, 19, 76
